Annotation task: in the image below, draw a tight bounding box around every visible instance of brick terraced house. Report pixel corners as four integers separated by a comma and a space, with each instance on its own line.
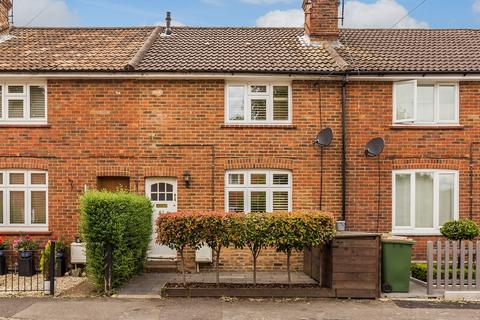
0, 0, 479, 269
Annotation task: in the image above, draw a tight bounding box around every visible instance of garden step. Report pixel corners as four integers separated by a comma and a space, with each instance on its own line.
146, 259, 179, 273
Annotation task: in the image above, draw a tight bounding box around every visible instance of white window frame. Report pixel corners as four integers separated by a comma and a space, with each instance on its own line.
225, 82, 292, 125
0, 170, 48, 232
392, 169, 459, 235
0, 81, 48, 125
392, 80, 459, 125
225, 169, 292, 213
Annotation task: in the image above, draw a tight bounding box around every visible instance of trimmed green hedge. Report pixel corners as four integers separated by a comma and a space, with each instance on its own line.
411, 263, 477, 282
80, 191, 152, 292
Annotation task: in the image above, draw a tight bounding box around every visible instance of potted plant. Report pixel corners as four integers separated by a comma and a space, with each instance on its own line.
0, 237, 9, 275
55, 238, 67, 277
13, 235, 39, 277
40, 240, 52, 292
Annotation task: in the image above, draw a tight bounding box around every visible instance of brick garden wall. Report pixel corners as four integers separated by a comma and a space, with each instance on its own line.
1, 78, 479, 266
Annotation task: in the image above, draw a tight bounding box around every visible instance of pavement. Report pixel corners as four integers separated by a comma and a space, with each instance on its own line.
118, 272, 316, 298
0, 297, 480, 319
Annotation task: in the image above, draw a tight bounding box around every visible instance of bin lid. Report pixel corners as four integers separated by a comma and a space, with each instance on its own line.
381, 235, 415, 245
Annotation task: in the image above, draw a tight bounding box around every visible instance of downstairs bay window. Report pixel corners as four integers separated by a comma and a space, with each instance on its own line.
225, 170, 292, 213
393, 80, 459, 125
0, 170, 48, 231
392, 170, 458, 235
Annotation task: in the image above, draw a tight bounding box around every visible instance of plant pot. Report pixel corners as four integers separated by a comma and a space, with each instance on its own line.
44, 280, 50, 293
55, 252, 66, 277
0, 251, 7, 275
18, 251, 36, 277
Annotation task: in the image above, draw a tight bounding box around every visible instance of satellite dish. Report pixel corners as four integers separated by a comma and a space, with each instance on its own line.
365, 137, 385, 157
314, 128, 333, 147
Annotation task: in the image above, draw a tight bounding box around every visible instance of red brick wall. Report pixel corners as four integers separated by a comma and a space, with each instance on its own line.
1, 78, 479, 266
0, 79, 342, 270
345, 81, 480, 259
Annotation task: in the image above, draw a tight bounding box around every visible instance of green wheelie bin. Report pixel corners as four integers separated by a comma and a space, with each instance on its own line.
381, 237, 415, 293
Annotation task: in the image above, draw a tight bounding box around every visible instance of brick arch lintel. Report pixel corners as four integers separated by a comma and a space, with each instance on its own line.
223, 157, 295, 171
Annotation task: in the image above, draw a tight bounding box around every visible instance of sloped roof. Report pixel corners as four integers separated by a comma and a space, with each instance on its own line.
0, 27, 154, 71
337, 29, 480, 73
0, 26, 479, 74
136, 27, 344, 73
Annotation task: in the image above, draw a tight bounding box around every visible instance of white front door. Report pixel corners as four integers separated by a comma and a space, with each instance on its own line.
146, 177, 178, 259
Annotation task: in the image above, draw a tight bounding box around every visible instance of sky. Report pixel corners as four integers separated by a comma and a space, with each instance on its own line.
8, 0, 480, 29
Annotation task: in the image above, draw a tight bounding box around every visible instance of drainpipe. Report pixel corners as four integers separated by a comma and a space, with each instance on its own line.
338, 76, 348, 231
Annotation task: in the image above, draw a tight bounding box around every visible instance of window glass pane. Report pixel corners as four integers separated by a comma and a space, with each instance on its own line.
228, 174, 244, 185
273, 191, 289, 211
166, 193, 173, 201
273, 174, 289, 185
251, 99, 267, 121
438, 85, 456, 122
8, 100, 24, 118
395, 82, 415, 121
417, 85, 434, 122
395, 174, 411, 227
250, 85, 267, 94
9, 191, 25, 224
251, 173, 267, 185
0, 173, 3, 185
250, 191, 267, 212
228, 191, 244, 212
151, 193, 158, 201
228, 86, 245, 121
159, 183, 165, 192
273, 86, 289, 121
439, 174, 455, 225
9, 173, 25, 185
31, 173, 46, 185
415, 172, 434, 228
151, 184, 158, 192
159, 193, 165, 201
31, 191, 46, 224
8, 85, 23, 94
0, 191, 3, 224
166, 184, 173, 192
30, 86, 46, 118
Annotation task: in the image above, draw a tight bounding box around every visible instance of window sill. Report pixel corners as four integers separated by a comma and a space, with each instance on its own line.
221, 124, 296, 130
390, 125, 464, 130
392, 230, 441, 236
0, 124, 51, 128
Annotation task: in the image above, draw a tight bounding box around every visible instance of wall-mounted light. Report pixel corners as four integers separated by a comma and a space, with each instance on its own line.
183, 171, 191, 188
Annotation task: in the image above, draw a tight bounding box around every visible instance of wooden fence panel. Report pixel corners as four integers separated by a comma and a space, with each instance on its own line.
427, 240, 478, 294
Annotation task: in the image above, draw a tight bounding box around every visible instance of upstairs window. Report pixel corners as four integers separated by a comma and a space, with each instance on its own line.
393, 81, 458, 125
0, 170, 48, 230
226, 83, 291, 124
0, 83, 47, 124
225, 170, 292, 213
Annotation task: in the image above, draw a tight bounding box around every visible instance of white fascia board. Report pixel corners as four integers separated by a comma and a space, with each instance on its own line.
0, 72, 343, 81
349, 74, 480, 81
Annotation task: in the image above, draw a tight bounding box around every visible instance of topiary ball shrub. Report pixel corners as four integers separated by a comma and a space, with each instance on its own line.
440, 219, 480, 241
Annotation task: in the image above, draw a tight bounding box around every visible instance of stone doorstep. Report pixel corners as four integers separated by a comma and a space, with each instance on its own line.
444, 291, 480, 301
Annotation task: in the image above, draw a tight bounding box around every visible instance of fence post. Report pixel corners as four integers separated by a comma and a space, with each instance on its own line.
427, 241, 434, 295
104, 243, 113, 296
49, 241, 55, 296
452, 241, 458, 290
444, 240, 450, 290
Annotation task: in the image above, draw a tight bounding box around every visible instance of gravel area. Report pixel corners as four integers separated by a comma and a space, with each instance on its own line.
0, 275, 87, 297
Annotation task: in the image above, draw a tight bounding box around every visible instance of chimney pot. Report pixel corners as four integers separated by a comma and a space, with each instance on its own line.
165, 11, 172, 36
303, 0, 340, 43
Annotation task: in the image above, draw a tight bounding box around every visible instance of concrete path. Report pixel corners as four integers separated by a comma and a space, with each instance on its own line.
1, 297, 480, 320
119, 272, 316, 298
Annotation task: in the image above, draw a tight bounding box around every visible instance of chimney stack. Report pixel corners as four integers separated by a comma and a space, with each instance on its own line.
303, 0, 339, 43
0, 0, 12, 32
